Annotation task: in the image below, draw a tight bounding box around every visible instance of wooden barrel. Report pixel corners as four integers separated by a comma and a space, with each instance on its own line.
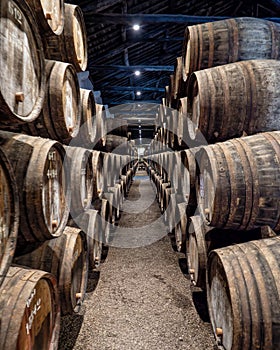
73, 88, 97, 148
26, 60, 81, 144
0, 266, 60, 350
92, 150, 104, 200
73, 209, 102, 270
0, 131, 71, 247
0, 149, 19, 288
197, 131, 280, 232
25, 0, 64, 36
43, 3, 87, 72
102, 153, 119, 190
95, 104, 107, 148
177, 97, 193, 148
187, 59, 280, 143
66, 146, 93, 218
14, 226, 88, 315
188, 216, 276, 290
104, 135, 128, 154
174, 202, 188, 253
0, 0, 45, 126
182, 17, 280, 79
207, 235, 280, 349
106, 118, 128, 138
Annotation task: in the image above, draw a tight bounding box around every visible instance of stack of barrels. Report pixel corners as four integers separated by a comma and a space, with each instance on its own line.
146, 17, 280, 349
0, 1, 137, 349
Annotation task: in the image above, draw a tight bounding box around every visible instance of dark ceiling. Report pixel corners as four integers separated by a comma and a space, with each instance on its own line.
67, 0, 280, 142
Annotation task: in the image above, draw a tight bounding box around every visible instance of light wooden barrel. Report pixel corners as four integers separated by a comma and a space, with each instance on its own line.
174, 201, 188, 253
197, 131, 280, 232
182, 17, 280, 79
207, 235, 280, 349
177, 97, 193, 148
95, 103, 107, 148
66, 146, 93, 218
74, 88, 97, 148
73, 209, 102, 270
14, 226, 88, 315
43, 3, 87, 72
102, 153, 119, 190
26, 60, 81, 144
25, 0, 64, 36
92, 150, 104, 200
0, 131, 70, 246
188, 216, 276, 291
187, 59, 280, 143
0, 0, 45, 126
0, 266, 60, 350
0, 149, 19, 288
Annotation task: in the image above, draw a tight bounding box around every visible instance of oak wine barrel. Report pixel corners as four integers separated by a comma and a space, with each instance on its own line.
78, 210, 103, 269
43, 3, 87, 72
73, 88, 97, 148
0, 0, 45, 126
187, 59, 280, 143
207, 236, 280, 349
92, 150, 104, 200
0, 149, 19, 288
0, 266, 60, 350
182, 17, 280, 79
14, 227, 88, 315
25, 0, 64, 36
197, 131, 280, 231
66, 146, 93, 218
188, 216, 277, 290
95, 104, 107, 148
26, 60, 81, 144
0, 131, 71, 247
174, 202, 188, 253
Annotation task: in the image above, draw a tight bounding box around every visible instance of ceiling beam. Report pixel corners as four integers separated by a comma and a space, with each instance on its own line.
89, 65, 174, 72
108, 100, 161, 105
102, 86, 165, 92
84, 13, 231, 24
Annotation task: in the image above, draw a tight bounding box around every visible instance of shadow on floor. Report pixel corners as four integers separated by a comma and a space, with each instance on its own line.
192, 289, 210, 323
86, 270, 101, 293
58, 314, 84, 350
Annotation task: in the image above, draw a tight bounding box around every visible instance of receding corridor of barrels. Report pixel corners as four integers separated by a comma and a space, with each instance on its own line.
59, 168, 216, 350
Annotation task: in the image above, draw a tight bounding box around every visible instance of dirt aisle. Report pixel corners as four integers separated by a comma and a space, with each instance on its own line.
59, 172, 216, 350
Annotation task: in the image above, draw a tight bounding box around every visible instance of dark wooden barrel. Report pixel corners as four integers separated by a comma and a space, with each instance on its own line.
14, 226, 88, 315
0, 131, 71, 247
106, 119, 128, 138
0, 149, 19, 288
43, 3, 87, 72
104, 135, 128, 153
25, 0, 64, 36
74, 88, 96, 148
207, 235, 280, 349
0, 0, 45, 126
26, 60, 81, 145
92, 150, 104, 200
66, 146, 93, 218
182, 17, 280, 79
197, 131, 280, 231
0, 266, 60, 350
187, 59, 280, 143
73, 209, 102, 270
188, 216, 277, 290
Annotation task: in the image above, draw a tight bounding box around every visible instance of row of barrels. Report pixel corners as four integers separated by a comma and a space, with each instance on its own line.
145, 130, 280, 349
152, 17, 280, 152
0, 129, 137, 349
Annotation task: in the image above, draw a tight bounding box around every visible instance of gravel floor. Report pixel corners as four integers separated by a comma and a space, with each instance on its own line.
59, 171, 216, 350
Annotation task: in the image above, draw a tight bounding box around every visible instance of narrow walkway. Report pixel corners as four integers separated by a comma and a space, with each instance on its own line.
59, 171, 216, 350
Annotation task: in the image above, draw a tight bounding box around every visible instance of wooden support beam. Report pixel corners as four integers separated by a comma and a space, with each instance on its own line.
102, 86, 165, 92
89, 65, 174, 72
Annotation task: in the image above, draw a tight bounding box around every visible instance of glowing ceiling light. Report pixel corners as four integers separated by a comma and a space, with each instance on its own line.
133, 24, 140, 31
134, 70, 141, 76
136, 91, 141, 96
